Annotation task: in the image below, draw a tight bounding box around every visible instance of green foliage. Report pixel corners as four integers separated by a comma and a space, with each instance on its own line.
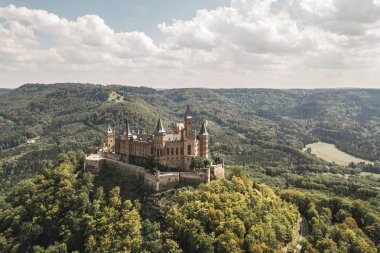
83, 186, 143, 253
145, 155, 159, 172
190, 156, 211, 171
166, 176, 299, 252
0, 154, 146, 253
280, 189, 379, 253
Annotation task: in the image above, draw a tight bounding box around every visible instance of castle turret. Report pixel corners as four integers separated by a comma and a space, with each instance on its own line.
199, 121, 209, 158
104, 126, 115, 152
125, 119, 132, 136
154, 118, 166, 156
184, 105, 193, 139
120, 119, 132, 156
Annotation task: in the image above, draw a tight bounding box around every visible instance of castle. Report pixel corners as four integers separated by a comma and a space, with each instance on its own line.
85, 106, 224, 192
104, 106, 209, 171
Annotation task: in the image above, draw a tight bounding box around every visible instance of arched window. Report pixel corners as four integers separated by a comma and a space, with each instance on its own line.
167, 148, 169, 155
171, 148, 174, 155
187, 144, 191, 155
181, 148, 184, 155
176, 147, 178, 155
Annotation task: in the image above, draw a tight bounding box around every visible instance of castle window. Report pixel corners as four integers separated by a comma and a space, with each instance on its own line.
176, 147, 178, 155
171, 148, 174, 155
187, 144, 191, 155
151, 147, 154, 154
181, 148, 183, 155
167, 148, 169, 155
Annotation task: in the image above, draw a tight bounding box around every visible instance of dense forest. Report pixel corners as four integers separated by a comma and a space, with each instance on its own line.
0, 83, 379, 252
0, 151, 302, 252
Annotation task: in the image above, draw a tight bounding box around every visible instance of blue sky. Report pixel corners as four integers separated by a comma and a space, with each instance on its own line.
1, 0, 380, 88
0, 0, 228, 40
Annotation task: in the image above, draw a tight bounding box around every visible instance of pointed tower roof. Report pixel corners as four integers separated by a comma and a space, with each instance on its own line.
125, 119, 131, 135
155, 118, 166, 133
184, 105, 192, 119
199, 121, 208, 135
107, 125, 113, 133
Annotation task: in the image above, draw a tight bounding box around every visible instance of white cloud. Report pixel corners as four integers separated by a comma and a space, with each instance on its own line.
0, 1, 380, 88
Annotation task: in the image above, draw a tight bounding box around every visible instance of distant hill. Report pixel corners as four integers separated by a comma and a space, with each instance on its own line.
0, 88, 11, 95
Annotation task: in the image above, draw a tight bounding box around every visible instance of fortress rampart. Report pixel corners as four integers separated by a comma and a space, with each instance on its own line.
85, 153, 224, 192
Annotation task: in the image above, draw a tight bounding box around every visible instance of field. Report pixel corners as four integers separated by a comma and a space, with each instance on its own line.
303, 142, 373, 166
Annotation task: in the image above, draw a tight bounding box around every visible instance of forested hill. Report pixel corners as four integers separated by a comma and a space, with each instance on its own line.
0, 83, 379, 194
0, 83, 379, 252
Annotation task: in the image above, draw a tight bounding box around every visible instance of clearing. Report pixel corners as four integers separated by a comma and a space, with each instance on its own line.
303, 142, 373, 166
107, 91, 124, 103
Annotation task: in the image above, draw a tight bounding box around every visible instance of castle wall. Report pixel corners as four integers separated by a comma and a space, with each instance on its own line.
158, 172, 180, 191
103, 159, 146, 176
85, 158, 104, 174
103, 152, 122, 161
144, 173, 159, 192
179, 170, 210, 186
211, 164, 225, 179
85, 154, 223, 193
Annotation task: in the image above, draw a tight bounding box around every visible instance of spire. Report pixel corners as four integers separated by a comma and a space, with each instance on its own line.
184, 105, 192, 119
125, 119, 131, 135
107, 125, 113, 133
155, 118, 166, 133
199, 121, 208, 135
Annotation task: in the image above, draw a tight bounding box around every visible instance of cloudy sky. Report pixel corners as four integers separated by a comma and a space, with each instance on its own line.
1, 0, 380, 88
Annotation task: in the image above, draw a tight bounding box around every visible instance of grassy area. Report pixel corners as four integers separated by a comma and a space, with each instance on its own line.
360, 172, 380, 179
107, 90, 124, 103
304, 142, 373, 166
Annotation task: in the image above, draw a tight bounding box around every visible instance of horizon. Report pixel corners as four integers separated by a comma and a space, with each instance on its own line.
1, 1, 380, 88
2, 82, 380, 90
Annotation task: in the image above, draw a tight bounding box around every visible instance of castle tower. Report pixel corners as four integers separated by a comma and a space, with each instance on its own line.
104, 126, 115, 152
122, 119, 132, 156
125, 119, 132, 136
199, 121, 209, 158
184, 105, 193, 139
154, 118, 166, 157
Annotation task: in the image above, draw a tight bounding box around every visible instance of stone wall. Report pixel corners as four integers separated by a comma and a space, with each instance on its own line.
179, 170, 210, 186
158, 172, 180, 191
103, 152, 122, 161
85, 155, 224, 192
211, 164, 225, 180
144, 173, 159, 192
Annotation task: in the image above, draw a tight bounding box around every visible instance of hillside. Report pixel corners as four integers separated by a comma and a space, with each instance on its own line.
0, 83, 379, 252
0, 84, 379, 193
0, 156, 302, 252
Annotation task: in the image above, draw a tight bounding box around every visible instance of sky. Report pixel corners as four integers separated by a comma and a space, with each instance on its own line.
0, 0, 380, 89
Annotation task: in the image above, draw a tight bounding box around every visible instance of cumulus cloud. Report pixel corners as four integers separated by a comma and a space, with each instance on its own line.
0, 1, 380, 88
0, 4, 159, 66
